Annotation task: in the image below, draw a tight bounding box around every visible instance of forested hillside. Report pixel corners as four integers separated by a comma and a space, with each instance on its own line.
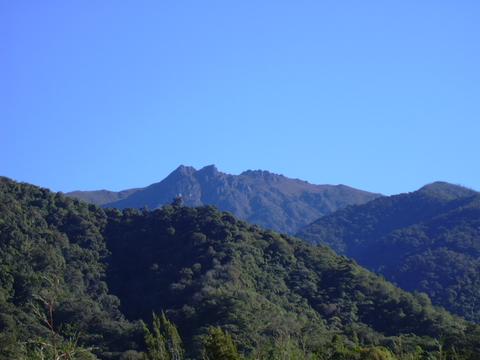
298, 182, 480, 322
68, 165, 380, 234
2, 177, 480, 359
0, 177, 142, 359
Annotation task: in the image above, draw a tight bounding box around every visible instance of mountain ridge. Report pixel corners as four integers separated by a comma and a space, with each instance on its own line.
298, 182, 480, 322
67, 165, 381, 234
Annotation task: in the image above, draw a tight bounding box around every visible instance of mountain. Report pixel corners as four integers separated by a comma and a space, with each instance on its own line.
0, 177, 141, 359
66, 187, 140, 205
2, 176, 480, 359
67, 165, 381, 234
298, 182, 480, 322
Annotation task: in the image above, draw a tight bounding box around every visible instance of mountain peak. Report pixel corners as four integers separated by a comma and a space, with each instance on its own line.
67, 165, 380, 233
171, 165, 197, 176
198, 164, 219, 175
417, 181, 476, 200
240, 169, 284, 178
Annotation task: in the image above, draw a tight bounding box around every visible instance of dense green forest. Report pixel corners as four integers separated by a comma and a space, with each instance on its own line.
298, 182, 480, 323
1, 177, 480, 359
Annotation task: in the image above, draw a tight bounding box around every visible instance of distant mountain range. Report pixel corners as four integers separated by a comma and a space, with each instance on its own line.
298, 182, 480, 322
67, 187, 140, 205
67, 165, 381, 234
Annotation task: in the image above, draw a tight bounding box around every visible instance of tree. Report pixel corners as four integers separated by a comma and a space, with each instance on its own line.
25, 276, 96, 360
143, 312, 184, 360
360, 347, 397, 360
202, 327, 242, 360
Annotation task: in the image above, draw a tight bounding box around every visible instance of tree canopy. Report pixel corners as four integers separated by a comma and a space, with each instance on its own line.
1, 177, 479, 359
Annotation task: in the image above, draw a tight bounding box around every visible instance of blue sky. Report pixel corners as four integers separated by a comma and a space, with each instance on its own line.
1, 1, 479, 195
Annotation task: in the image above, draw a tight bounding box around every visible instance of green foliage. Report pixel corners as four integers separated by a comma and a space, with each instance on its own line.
298, 182, 480, 323
143, 314, 168, 360
17, 275, 98, 359
22, 337, 98, 360
359, 347, 397, 360
202, 327, 242, 360
0, 177, 142, 359
143, 312, 184, 360
104, 202, 473, 357
252, 333, 310, 360
1, 177, 480, 360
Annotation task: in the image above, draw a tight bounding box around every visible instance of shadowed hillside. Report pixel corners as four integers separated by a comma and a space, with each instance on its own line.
298, 182, 480, 322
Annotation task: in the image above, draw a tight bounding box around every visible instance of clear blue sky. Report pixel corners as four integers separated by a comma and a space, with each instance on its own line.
1, 1, 479, 195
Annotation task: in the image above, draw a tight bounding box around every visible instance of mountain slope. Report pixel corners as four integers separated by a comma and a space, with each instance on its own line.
0, 177, 141, 359
3, 176, 480, 359
105, 204, 470, 352
67, 187, 140, 205
69, 165, 381, 234
298, 182, 480, 322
